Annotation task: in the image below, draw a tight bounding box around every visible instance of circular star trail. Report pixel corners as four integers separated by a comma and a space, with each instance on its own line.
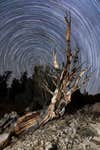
0, 0, 100, 94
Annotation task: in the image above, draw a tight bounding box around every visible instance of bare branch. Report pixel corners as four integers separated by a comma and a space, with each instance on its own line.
64, 11, 71, 42
52, 79, 57, 87
47, 73, 58, 80
65, 11, 71, 51
53, 49, 60, 69
41, 81, 54, 95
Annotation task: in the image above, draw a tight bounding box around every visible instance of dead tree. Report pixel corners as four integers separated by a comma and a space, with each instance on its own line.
40, 12, 90, 125
0, 12, 90, 149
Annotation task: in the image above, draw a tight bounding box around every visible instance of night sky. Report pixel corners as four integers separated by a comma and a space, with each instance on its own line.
0, 0, 100, 94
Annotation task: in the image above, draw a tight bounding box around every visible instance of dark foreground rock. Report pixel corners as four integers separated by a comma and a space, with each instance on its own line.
3, 104, 100, 150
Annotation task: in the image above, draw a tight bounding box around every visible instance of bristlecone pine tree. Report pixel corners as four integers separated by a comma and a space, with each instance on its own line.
0, 12, 91, 149
40, 12, 90, 125
15, 12, 90, 129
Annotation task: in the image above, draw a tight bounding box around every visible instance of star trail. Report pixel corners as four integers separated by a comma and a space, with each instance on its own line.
0, 0, 100, 94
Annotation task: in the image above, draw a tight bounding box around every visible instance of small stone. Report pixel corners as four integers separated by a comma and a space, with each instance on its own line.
45, 142, 52, 150
92, 137, 100, 145
92, 103, 100, 113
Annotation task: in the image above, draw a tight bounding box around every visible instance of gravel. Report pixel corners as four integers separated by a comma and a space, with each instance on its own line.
3, 104, 100, 150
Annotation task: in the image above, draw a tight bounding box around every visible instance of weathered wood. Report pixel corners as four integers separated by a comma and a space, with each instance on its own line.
15, 111, 40, 135
0, 111, 42, 149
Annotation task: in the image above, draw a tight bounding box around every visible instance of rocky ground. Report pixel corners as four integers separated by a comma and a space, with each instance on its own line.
1, 103, 100, 150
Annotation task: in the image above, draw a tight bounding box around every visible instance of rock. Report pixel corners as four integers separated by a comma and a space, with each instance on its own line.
0, 133, 10, 149
90, 123, 100, 136
77, 126, 97, 137
92, 137, 100, 145
91, 103, 100, 113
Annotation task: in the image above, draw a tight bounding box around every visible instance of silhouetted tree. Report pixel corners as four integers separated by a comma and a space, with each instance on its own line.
0, 71, 12, 97
10, 78, 21, 103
